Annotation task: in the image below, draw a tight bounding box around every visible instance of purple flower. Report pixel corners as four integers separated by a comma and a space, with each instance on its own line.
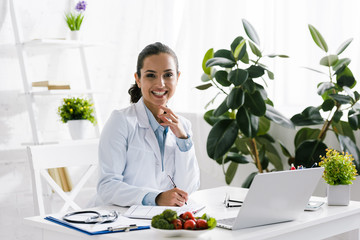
75, 1, 87, 12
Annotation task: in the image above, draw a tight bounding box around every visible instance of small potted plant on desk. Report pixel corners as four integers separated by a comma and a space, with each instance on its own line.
58, 97, 96, 140
319, 148, 358, 205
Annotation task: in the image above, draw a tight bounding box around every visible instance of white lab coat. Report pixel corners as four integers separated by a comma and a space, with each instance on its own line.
95, 98, 200, 206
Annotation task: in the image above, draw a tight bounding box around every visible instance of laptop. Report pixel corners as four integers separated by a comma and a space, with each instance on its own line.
217, 167, 324, 230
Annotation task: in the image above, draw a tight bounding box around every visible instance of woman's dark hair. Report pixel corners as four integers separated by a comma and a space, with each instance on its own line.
128, 42, 179, 103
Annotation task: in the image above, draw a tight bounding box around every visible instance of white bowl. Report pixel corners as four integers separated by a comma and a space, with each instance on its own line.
151, 226, 213, 238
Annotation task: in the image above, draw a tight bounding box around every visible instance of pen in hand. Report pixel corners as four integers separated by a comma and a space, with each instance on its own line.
167, 175, 187, 205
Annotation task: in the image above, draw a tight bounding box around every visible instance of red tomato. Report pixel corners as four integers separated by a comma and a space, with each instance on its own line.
182, 211, 195, 221
196, 219, 208, 229
171, 219, 183, 229
183, 219, 196, 230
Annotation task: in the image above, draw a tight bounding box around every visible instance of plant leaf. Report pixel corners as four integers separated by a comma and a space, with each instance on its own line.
317, 82, 335, 96
231, 36, 244, 53
329, 94, 352, 104
332, 120, 356, 143
336, 38, 353, 55
332, 110, 343, 123
248, 41, 262, 57
225, 162, 239, 184
333, 58, 351, 72
321, 99, 335, 111
242, 19, 260, 45
207, 119, 239, 159
213, 97, 230, 117
338, 134, 360, 172
291, 106, 324, 126
258, 146, 269, 170
236, 107, 259, 138
348, 109, 360, 130
202, 48, 214, 75
279, 141, 292, 158
256, 136, 283, 170
266, 54, 289, 58
225, 152, 249, 164
266, 69, 274, 80
319, 55, 338, 67
214, 70, 231, 86
214, 49, 236, 61
294, 139, 327, 168
195, 83, 213, 90
264, 104, 294, 129
227, 87, 245, 110
241, 172, 258, 188
257, 116, 270, 135
206, 57, 235, 68
228, 69, 249, 86
233, 39, 246, 60
308, 24, 328, 52
244, 91, 266, 117
294, 128, 321, 149
240, 51, 250, 64
247, 65, 265, 78
201, 73, 211, 82
336, 66, 356, 88
302, 66, 327, 76
203, 109, 230, 126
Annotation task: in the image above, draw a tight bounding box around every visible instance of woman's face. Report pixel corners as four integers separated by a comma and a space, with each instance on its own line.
135, 53, 179, 111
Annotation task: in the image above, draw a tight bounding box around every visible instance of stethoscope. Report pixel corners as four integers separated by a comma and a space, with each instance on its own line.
63, 210, 118, 224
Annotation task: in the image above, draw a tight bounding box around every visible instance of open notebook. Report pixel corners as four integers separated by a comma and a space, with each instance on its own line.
123, 204, 206, 219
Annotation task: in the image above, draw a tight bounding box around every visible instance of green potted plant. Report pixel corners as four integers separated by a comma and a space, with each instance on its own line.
319, 148, 358, 205
280, 24, 360, 172
58, 97, 96, 139
196, 19, 293, 187
65, 1, 87, 40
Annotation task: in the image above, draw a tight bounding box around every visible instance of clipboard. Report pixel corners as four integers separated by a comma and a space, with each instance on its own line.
44, 214, 150, 235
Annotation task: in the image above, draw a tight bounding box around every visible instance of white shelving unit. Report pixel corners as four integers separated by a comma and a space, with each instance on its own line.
8, 0, 102, 145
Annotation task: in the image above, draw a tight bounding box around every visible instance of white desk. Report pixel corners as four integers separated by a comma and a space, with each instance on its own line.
24, 186, 360, 240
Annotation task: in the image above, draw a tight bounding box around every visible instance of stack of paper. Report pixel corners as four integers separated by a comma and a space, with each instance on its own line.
123, 204, 206, 219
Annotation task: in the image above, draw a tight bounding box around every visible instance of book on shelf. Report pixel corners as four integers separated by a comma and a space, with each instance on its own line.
32, 81, 70, 90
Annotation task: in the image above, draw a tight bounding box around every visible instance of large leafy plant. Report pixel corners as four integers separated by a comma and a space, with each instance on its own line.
197, 19, 292, 186
281, 24, 360, 172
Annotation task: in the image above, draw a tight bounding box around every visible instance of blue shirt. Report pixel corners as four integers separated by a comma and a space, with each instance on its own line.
142, 106, 193, 205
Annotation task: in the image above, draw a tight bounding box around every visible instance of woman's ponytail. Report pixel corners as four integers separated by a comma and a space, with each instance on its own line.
128, 82, 142, 103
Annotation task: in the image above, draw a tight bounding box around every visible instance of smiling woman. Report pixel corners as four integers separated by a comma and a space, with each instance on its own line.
95, 42, 200, 208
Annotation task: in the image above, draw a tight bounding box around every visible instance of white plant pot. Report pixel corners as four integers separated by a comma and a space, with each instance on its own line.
327, 184, 350, 206
67, 120, 93, 140
69, 30, 81, 41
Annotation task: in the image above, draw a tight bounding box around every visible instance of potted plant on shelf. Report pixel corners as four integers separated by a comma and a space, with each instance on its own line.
319, 148, 358, 205
58, 97, 96, 140
65, 1, 87, 40
196, 19, 293, 187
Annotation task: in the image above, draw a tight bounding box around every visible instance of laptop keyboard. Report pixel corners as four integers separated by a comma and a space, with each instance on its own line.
217, 217, 236, 226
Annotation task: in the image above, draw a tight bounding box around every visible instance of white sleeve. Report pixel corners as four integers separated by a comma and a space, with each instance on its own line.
173, 117, 200, 194
96, 111, 159, 206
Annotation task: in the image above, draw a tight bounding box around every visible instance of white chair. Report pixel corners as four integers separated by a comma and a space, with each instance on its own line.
27, 139, 99, 215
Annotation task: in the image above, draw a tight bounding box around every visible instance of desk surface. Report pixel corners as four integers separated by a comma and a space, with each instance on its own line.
24, 186, 360, 240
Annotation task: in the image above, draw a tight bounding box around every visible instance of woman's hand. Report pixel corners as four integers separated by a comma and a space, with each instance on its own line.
157, 105, 188, 139
155, 188, 188, 206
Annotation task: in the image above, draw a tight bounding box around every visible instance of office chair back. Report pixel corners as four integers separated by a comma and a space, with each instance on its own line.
27, 139, 99, 215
